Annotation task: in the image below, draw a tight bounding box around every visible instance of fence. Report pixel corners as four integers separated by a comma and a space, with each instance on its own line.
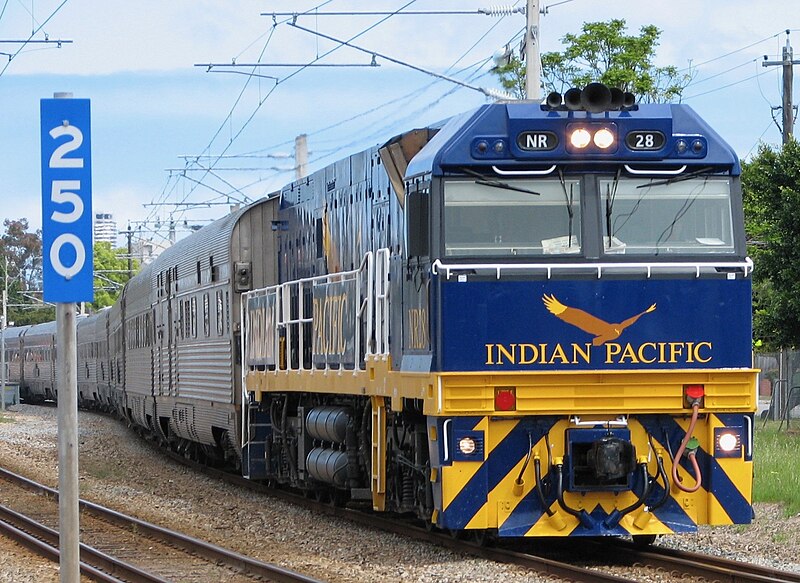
755, 350, 800, 424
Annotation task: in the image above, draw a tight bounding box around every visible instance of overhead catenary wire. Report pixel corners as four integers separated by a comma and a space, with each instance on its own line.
676, 30, 785, 74
0, 0, 69, 77
264, 9, 524, 17
684, 57, 760, 88
288, 21, 503, 99
189, 7, 524, 203
161, 0, 422, 226
744, 119, 779, 160
683, 68, 774, 100
155, 1, 540, 230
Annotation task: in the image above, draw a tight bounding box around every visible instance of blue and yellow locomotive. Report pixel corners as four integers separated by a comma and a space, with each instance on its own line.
242, 83, 755, 541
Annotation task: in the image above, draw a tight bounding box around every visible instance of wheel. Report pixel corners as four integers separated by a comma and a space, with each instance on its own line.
471, 529, 496, 547
329, 490, 348, 508
633, 534, 657, 547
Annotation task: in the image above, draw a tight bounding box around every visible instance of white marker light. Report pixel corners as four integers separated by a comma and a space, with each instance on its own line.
718, 432, 738, 453
593, 128, 615, 149
458, 437, 477, 455
570, 128, 591, 149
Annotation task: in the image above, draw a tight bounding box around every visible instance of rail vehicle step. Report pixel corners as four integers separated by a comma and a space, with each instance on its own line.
243, 407, 272, 480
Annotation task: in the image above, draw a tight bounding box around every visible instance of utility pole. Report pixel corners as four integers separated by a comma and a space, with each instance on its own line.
120, 223, 134, 277
525, 0, 541, 101
763, 31, 800, 144
295, 134, 309, 180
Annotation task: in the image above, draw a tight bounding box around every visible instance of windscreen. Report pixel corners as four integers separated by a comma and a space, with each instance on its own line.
601, 176, 734, 255
444, 179, 581, 257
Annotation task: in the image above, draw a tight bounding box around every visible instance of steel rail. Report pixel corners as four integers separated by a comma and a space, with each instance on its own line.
160, 449, 800, 583
0, 465, 323, 583
601, 539, 800, 583
0, 503, 154, 583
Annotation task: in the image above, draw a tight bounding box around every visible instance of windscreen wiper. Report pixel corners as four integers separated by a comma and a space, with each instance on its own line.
459, 167, 540, 196
557, 168, 575, 243
635, 166, 715, 188
606, 167, 621, 241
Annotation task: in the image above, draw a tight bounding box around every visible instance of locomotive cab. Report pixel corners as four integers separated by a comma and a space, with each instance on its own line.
395, 86, 754, 538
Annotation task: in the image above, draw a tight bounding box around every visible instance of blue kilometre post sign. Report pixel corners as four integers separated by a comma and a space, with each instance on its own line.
41, 93, 92, 583
41, 96, 94, 303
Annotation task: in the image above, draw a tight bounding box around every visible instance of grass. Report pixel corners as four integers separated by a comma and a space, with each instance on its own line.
754, 421, 800, 516
0, 413, 13, 424
80, 458, 126, 482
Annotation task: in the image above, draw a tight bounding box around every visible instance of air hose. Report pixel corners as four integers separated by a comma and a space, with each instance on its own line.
671, 401, 702, 493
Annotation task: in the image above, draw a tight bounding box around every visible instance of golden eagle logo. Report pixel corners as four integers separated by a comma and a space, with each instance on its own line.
542, 294, 657, 346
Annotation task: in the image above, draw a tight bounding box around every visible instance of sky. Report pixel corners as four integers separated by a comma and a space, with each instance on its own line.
1, 0, 797, 249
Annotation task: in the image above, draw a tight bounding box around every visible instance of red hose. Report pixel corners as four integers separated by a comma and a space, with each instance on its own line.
671, 403, 702, 493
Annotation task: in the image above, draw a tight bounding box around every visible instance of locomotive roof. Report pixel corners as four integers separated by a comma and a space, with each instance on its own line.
126, 197, 274, 292
149, 204, 252, 273
405, 102, 740, 178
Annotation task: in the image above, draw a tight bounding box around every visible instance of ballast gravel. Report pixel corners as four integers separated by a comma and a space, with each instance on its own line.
1, 404, 799, 583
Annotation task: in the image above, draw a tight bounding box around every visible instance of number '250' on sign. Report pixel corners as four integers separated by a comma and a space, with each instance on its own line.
40, 97, 93, 303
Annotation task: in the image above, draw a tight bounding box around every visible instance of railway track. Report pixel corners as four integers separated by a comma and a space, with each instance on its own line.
158, 449, 634, 582
164, 449, 800, 583
0, 466, 323, 583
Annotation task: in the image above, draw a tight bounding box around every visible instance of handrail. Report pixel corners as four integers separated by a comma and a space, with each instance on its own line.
492, 164, 556, 176
431, 257, 754, 280
624, 164, 687, 175
242, 248, 391, 375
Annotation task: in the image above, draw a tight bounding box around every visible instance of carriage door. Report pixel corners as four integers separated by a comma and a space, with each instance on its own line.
155, 268, 174, 397
166, 266, 176, 397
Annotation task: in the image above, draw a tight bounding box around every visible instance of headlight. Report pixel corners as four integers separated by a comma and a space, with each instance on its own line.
593, 128, 615, 149
570, 128, 591, 149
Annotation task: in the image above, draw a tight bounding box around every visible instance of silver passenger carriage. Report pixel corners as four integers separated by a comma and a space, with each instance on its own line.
77, 310, 108, 409
120, 197, 278, 460
2, 325, 28, 388
21, 321, 57, 403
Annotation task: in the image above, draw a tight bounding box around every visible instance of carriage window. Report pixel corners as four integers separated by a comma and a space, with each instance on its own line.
601, 176, 734, 255
210, 256, 218, 282
216, 291, 224, 336
191, 296, 198, 338
203, 293, 211, 337
444, 179, 581, 257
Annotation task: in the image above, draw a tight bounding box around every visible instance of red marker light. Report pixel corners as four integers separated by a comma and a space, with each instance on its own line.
685, 384, 705, 400
495, 388, 516, 411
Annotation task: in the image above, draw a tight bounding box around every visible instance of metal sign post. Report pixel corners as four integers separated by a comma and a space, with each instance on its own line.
1, 288, 6, 412
41, 93, 93, 583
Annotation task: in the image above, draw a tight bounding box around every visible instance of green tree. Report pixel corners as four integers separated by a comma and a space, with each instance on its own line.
741, 139, 800, 349
494, 19, 692, 102
0, 219, 53, 326
1, 218, 42, 293
92, 242, 138, 310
